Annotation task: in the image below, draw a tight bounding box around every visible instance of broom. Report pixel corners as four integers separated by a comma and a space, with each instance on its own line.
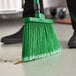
22, 0, 61, 62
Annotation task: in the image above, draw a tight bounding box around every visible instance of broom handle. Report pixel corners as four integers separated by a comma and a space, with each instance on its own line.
33, 0, 45, 18
33, 0, 40, 13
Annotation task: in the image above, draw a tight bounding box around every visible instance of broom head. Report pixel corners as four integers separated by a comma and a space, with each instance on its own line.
22, 17, 61, 62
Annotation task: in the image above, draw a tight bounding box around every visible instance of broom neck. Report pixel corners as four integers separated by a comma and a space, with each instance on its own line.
33, 0, 45, 18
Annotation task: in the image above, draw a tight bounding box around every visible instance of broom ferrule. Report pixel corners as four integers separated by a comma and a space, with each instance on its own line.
35, 13, 45, 18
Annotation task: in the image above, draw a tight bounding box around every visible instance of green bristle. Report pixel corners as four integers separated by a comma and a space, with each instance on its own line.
22, 18, 61, 62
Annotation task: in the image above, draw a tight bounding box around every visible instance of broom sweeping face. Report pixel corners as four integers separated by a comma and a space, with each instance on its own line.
22, 18, 61, 62
22, 0, 61, 62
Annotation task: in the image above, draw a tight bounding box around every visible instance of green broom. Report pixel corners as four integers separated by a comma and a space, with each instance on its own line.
22, 0, 61, 62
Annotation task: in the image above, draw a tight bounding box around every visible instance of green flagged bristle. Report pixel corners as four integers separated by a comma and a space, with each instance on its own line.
22, 22, 60, 62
